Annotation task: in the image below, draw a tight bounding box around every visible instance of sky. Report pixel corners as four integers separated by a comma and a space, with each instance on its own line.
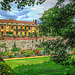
0, 0, 75, 24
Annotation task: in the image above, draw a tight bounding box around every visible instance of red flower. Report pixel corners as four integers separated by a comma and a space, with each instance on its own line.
36, 50, 39, 53
34, 50, 36, 51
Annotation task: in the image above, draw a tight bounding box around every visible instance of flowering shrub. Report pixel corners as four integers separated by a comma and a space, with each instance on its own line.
4, 51, 15, 58
34, 50, 42, 56
19, 50, 35, 57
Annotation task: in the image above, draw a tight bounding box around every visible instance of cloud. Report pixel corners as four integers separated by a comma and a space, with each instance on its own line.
0, 0, 58, 24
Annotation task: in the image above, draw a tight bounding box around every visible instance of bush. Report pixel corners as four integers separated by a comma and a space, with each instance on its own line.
37, 37, 70, 63
60, 58, 75, 66
23, 50, 35, 57
5, 51, 15, 58
11, 47, 20, 52
23, 53, 29, 57
0, 62, 15, 75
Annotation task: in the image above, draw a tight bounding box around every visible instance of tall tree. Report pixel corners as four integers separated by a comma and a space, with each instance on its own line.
39, 0, 75, 47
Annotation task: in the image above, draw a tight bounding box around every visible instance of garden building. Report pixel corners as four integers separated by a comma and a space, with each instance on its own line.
0, 18, 39, 37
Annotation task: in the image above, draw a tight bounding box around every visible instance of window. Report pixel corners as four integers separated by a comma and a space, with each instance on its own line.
1, 25, 3, 29
28, 27, 30, 30
16, 26, 18, 29
25, 32, 26, 36
28, 32, 30, 36
6, 32, 8, 34
11, 26, 13, 29
25, 27, 26, 30
21, 32, 22, 35
1, 31, 3, 35
16, 31, 18, 35
21, 26, 22, 29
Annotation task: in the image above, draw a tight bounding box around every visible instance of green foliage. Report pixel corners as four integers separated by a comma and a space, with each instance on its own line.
5, 57, 75, 75
21, 50, 35, 57
0, 43, 7, 51
33, 31, 38, 37
5, 51, 15, 58
29, 33, 34, 37
8, 32, 13, 34
11, 47, 20, 52
37, 38, 71, 63
0, 62, 15, 75
60, 58, 75, 66
51, 54, 71, 63
0, 0, 46, 11
0, 57, 5, 62
39, 1, 75, 46
13, 42, 16, 47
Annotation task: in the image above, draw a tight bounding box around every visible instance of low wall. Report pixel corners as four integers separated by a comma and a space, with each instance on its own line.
0, 36, 61, 52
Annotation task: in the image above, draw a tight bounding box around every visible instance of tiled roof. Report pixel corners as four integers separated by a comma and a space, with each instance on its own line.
0, 19, 35, 25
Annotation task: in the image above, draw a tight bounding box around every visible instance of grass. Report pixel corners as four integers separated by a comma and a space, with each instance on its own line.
5, 57, 75, 75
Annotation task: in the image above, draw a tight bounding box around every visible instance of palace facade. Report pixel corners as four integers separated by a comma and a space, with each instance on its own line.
0, 18, 39, 37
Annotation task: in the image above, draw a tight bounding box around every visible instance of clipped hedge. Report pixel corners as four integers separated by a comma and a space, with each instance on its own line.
0, 62, 15, 75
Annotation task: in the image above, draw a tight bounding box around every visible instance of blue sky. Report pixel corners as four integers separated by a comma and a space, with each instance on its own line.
0, 0, 75, 24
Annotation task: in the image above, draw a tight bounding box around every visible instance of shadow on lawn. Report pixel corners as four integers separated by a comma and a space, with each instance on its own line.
13, 61, 68, 75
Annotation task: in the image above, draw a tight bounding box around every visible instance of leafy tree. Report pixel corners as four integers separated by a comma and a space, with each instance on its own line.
36, 37, 71, 63
0, 0, 46, 11
39, 0, 75, 47
0, 0, 74, 11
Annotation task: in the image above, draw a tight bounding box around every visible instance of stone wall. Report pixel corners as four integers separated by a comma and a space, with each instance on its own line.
0, 39, 43, 52
0, 36, 61, 52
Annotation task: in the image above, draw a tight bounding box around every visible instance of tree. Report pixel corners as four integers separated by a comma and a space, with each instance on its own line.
0, 0, 74, 11
36, 37, 71, 63
0, 0, 46, 11
39, 0, 75, 47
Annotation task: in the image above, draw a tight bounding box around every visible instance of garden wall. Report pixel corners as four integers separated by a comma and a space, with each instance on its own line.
0, 36, 61, 52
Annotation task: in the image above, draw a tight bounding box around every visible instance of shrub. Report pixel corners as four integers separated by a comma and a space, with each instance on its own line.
23, 50, 35, 57
23, 53, 29, 57
37, 37, 70, 63
60, 58, 75, 66
5, 51, 15, 58
0, 62, 15, 75
11, 47, 20, 52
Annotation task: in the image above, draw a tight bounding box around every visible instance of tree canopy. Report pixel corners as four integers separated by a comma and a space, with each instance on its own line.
39, 0, 75, 47
0, 0, 74, 11
0, 0, 46, 11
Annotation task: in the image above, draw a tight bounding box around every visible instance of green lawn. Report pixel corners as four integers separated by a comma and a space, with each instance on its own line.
5, 57, 75, 75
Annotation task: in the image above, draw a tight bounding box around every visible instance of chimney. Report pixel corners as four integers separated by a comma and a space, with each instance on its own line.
35, 20, 37, 25
9, 18, 14, 20
33, 19, 34, 22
